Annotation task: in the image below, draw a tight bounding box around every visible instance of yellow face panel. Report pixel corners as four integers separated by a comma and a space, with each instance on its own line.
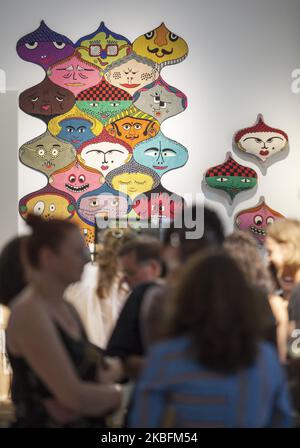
111, 172, 154, 198
24, 194, 73, 220
132, 23, 188, 66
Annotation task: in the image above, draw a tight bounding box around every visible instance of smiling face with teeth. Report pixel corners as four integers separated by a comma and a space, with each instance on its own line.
49, 160, 104, 200
235, 200, 284, 245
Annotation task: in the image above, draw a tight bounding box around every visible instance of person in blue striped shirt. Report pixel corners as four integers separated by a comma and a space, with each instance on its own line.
129, 250, 292, 428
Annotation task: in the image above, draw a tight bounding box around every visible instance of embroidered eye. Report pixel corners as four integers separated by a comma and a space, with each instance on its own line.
66, 127, 74, 133
144, 149, 158, 157
122, 124, 131, 131
31, 97, 39, 102
106, 45, 118, 56
25, 42, 38, 50
241, 178, 252, 183
163, 150, 176, 157
153, 95, 160, 103
266, 216, 275, 225
69, 175, 76, 183
254, 215, 263, 226
38, 149, 45, 156
169, 33, 178, 42
145, 31, 154, 40
49, 203, 56, 212
160, 101, 167, 109
89, 102, 99, 107
134, 124, 142, 130
56, 96, 64, 102
79, 175, 86, 183
53, 42, 66, 49
110, 102, 120, 107
90, 200, 99, 207
111, 199, 119, 206
52, 149, 59, 156
78, 127, 86, 133
64, 65, 74, 71
33, 201, 44, 215
216, 177, 228, 182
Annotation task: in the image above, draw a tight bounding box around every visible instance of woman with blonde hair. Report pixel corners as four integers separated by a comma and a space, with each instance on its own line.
65, 228, 135, 348
224, 230, 288, 363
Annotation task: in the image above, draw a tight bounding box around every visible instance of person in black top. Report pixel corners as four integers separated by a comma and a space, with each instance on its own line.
105, 239, 163, 380
0, 216, 121, 427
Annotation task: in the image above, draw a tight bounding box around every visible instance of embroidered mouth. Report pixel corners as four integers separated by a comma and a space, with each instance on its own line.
153, 165, 168, 170
259, 150, 269, 156
101, 165, 109, 170
125, 135, 139, 140
120, 83, 141, 89
250, 225, 266, 236
65, 183, 89, 193
43, 161, 55, 169
41, 104, 51, 112
65, 83, 85, 86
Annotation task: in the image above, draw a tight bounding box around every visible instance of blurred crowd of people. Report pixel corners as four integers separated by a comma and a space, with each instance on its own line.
1, 206, 300, 427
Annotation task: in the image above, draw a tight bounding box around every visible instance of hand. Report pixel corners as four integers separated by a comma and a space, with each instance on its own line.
97, 357, 125, 383
43, 399, 80, 425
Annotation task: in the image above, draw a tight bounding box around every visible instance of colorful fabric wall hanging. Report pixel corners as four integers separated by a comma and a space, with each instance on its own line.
235, 197, 284, 245
234, 114, 288, 165
205, 152, 257, 202
17, 21, 189, 245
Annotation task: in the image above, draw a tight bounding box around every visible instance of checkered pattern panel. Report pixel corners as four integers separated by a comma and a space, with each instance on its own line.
206, 157, 257, 178
76, 80, 132, 101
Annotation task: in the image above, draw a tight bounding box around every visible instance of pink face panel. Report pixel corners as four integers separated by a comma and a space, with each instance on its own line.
50, 162, 103, 200
48, 54, 101, 96
133, 191, 183, 220
235, 202, 283, 244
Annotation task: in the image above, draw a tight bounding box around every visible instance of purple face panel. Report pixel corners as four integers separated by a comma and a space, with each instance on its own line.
17, 20, 74, 70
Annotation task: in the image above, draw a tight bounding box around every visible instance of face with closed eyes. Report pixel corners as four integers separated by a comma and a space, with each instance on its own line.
104, 58, 158, 95
76, 99, 132, 124
57, 118, 95, 148
237, 131, 288, 162
80, 141, 131, 176
133, 133, 188, 176
110, 172, 154, 198
19, 78, 75, 123
78, 191, 129, 224
20, 131, 76, 177
48, 54, 101, 95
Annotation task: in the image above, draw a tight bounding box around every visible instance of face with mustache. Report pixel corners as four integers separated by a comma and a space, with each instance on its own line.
106, 116, 160, 148
132, 23, 188, 67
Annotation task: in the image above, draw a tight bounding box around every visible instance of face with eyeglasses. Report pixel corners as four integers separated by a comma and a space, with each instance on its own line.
104, 57, 159, 95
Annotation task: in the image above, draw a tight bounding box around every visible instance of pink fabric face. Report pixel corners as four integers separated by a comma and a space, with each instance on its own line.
48, 53, 101, 96
235, 199, 284, 244
49, 161, 103, 200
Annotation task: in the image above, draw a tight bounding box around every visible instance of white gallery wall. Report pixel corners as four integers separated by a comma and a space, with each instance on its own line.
1, 0, 300, 246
